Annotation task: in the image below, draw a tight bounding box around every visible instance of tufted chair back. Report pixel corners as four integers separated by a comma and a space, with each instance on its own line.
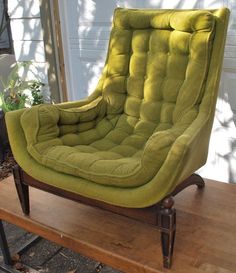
102, 9, 215, 131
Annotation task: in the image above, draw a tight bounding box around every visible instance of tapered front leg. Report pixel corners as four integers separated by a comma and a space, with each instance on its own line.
160, 196, 176, 269
13, 165, 30, 215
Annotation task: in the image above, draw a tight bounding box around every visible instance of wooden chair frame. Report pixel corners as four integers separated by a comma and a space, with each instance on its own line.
13, 165, 205, 268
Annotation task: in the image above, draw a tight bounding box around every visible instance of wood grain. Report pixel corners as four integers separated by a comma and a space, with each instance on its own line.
0, 177, 236, 273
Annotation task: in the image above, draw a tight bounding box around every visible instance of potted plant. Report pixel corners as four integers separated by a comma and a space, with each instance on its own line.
0, 61, 46, 162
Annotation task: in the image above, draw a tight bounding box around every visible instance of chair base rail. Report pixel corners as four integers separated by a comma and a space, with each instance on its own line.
12, 165, 205, 269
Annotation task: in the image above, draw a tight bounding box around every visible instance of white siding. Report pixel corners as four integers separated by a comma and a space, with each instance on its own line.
197, 0, 236, 182
8, 0, 49, 91
8, 0, 41, 18
13, 41, 46, 62
10, 18, 43, 41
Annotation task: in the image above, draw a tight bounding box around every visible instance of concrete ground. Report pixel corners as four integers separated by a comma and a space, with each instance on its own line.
0, 221, 122, 273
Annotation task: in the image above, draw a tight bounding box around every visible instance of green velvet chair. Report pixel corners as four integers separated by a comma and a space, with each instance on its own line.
6, 8, 229, 268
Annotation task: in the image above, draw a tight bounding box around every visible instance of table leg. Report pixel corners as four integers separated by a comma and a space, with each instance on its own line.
0, 220, 12, 266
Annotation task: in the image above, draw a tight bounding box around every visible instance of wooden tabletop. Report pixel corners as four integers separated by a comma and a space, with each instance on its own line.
0, 177, 236, 273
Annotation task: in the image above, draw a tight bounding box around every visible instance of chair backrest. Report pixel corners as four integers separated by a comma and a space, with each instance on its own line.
96, 8, 229, 134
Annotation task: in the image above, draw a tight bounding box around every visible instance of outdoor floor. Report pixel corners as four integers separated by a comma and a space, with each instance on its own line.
0, 220, 122, 273
0, 153, 121, 273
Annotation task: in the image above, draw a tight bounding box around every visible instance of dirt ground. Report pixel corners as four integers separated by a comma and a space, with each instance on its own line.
0, 150, 15, 181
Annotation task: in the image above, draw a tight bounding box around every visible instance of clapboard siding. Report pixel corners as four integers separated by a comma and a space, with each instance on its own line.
8, 0, 40, 18
8, 0, 49, 87
10, 18, 43, 41
18, 62, 48, 83
13, 41, 46, 63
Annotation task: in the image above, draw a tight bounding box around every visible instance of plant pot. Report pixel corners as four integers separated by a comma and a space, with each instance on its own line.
0, 54, 15, 162
0, 109, 9, 162
0, 54, 16, 90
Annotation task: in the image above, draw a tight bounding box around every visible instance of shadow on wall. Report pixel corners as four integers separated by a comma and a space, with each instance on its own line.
214, 90, 236, 183
198, 87, 236, 183
8, 0, 47, 83
65, 0, 117, 100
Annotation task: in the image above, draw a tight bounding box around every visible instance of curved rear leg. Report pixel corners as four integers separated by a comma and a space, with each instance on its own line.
172, 174, 205, 197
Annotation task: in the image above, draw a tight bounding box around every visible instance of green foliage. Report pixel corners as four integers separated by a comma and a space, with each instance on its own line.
0, 91, 27, 112
30, 81, 45, 106
0, 61, 46, 112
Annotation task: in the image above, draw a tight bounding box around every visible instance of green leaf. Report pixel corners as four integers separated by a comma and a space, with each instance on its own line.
1, 61, 46, 111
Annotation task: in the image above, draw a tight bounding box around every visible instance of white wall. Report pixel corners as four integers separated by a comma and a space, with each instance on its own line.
8, 0, 50, 99
196, 0, 236, 183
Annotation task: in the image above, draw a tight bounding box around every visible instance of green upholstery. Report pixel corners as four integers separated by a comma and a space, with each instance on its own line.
6, 8, 229, 207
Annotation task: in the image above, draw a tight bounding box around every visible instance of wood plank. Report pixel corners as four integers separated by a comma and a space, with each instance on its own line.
52, 0, 68, 102
39, 0, 62, 103
0, 177, 236, 273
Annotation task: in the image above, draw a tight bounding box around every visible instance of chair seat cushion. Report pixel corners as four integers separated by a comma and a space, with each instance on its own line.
38, 142, 145, 187
21, 102, 189, 187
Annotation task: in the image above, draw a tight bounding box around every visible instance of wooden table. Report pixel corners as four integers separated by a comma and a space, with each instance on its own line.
0, 176, 236, 273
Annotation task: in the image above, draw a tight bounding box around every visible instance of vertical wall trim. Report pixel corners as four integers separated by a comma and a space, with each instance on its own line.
39, 0, 62, 103
52, 0, 68, 102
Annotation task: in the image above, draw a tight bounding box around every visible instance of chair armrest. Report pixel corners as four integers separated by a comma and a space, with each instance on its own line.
20, 96, 106, 145
142, 110, 211, 179
56, 91, 101, 109
171, 112, 211, 173
57, 96, 106, 123
142, 125, 186, 169
160, 112, 211, 191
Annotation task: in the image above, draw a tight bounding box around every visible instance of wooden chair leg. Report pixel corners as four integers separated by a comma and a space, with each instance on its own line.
13, 165, 30, 215
159, 196, 176, 269
172, 173, 205, 196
